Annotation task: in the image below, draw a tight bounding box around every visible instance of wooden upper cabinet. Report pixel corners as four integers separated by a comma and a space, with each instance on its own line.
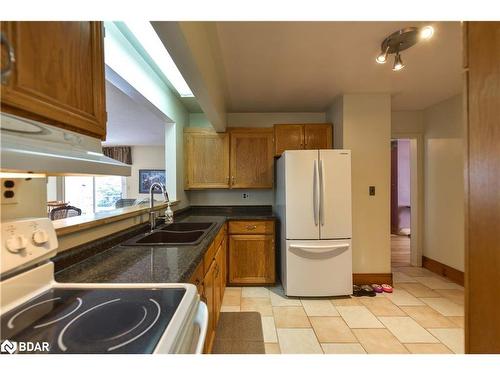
230, 129, 274, 189
274, 124, 304, 156
0, 22, 107, 139
274, 123, 333, 156
304, 124, 332, 150
184, 129, 230, 189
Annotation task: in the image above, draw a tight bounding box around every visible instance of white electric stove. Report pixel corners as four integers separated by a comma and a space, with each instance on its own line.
0, 218, 208, 354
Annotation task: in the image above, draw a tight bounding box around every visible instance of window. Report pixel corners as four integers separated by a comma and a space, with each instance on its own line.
64, 176, 126, 215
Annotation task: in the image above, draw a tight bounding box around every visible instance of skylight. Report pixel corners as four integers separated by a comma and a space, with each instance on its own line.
124, 21, 194, 98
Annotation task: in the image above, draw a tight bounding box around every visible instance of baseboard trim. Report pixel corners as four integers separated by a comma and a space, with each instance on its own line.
422, 256, 464, 286
353, 273, 393, 286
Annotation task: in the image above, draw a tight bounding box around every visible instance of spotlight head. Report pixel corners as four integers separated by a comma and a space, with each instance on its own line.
420, 26, 434, 40
392, 53, 405, 71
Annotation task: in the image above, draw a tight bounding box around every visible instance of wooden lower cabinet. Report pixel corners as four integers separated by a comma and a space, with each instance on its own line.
228, 220, 276, 285
188, 224, 227, 354
202, 260, 216, 353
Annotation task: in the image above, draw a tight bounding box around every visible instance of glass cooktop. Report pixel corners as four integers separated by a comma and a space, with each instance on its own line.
1, 288, 186, 354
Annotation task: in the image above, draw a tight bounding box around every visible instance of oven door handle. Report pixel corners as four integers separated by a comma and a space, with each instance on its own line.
193, 301, 208, 354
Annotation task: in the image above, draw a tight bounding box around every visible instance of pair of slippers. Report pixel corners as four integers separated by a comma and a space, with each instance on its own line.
353, 284, 393, 297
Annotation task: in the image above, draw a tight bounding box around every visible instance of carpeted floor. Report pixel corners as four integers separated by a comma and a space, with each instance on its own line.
211, 312, 265, 354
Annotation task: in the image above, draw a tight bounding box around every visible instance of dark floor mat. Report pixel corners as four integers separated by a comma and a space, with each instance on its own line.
211, 312, 265, 354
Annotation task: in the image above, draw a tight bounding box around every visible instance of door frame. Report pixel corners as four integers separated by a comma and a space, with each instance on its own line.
391, 132, 424, 267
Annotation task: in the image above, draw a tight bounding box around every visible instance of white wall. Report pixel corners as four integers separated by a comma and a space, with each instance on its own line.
125, 146, 166, 199
423, 94, 464, 271
328, 94, 392, 274
187, 112, 326, 206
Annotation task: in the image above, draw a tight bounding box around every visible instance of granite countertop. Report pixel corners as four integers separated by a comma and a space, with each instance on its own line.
54, 206, 276, 285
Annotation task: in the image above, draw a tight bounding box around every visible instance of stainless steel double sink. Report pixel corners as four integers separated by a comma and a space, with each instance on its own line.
122, 222, 216, 246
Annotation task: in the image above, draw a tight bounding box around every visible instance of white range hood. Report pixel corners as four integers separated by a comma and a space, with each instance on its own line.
0, 113, 131, 176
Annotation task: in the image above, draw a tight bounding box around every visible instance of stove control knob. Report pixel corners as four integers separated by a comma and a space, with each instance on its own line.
32, 229, 49, 245
6, 235, 28, 253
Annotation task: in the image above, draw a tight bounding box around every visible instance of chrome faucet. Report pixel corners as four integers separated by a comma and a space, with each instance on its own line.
149, 182, 173, 230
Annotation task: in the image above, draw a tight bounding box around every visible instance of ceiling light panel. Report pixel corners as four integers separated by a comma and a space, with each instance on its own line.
124, 21, 194, 97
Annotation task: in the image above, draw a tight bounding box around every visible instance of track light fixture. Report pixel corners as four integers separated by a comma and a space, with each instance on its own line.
375, 25, 434, 71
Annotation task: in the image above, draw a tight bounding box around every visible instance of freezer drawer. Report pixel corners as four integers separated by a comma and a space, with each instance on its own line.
283, 239, 352, 297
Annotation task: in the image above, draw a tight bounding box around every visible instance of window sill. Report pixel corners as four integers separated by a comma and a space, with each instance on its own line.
53, 201, 179, 236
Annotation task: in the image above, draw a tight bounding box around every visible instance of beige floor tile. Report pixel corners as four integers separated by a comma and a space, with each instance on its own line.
336, 306, 384, 328
241, 287, 270, 298
310, 317, 357, 343
221, 288, 241, 306
268, 285, 302, 307
396, 283, 440, 298
434, 289, 464, 306
447, 316, 464, 328
384, 289, 425, 306
412, 276, 462, 290
321, 343, 366, 354
240, 297, 273, 316
359, 297, 407, 317
352, 329, 408, 354
220, 305, 241, 312
404, 343, 453, 354
396, 267, 434, 277
378, 316, 439, 343
261, 316, 278, 343
301, 299, 340, 316
401, 306, 457, 328
265, 343, 281, 354
393, 271, 418, 283
428, 328, 464, 354
273, 306, 311, 328
420, 298, 464, 317
331, 297, 363, 306
277, 328, 323, 354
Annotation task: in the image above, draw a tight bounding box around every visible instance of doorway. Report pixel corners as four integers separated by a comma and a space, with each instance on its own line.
390, 134, 423, 267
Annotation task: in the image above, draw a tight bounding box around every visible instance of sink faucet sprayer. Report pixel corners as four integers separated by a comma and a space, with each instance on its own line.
149, 182, 173, 231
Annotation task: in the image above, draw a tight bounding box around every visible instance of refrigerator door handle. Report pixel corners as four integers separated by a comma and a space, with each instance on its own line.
319, 159, 325, 226
289, 243, 350, 255
313, 159, 319, 226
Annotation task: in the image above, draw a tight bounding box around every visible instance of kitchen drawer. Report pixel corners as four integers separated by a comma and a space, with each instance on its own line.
214, 224, 226, 250
189, 260, 204, 296
203, 242, 216, 275
228, 220, 275, 235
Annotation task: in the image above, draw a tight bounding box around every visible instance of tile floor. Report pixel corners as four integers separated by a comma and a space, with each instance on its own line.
220, 266, 464, 354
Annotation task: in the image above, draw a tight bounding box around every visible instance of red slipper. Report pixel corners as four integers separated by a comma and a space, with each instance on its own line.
381, 284, 393, 293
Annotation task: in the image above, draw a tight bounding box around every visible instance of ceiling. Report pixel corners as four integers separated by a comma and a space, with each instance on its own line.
214, 21, 463, 112
103, 81, 166, 146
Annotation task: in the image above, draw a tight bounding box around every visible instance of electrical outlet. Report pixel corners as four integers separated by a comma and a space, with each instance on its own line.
242, 193, 250, 199
1, 179, 19, 204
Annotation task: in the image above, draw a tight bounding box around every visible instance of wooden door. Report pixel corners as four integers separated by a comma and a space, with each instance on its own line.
230, 129, 274, 188
203, 261, 216, 353
464, 21, 500, 354
274, 124, 304, 156
184, 130, 230, 189
1, 22, 106, 138
304, 124, 333, 150
228, 234, 275, 284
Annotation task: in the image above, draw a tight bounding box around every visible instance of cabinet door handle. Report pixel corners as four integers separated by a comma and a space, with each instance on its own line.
231, 176, 235, 184
246, 225, 257, 230
226, 176, 229, 184
1, 32, 16, 85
